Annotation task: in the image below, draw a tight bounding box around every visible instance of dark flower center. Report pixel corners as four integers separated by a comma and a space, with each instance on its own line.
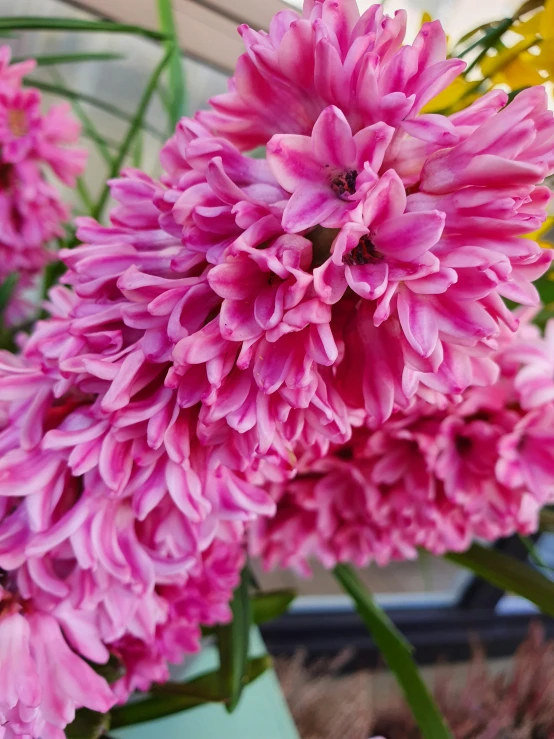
455, 435, 473, 455
342, 235, 383, 267
0, 163, 12, 190
331, 169, 358, 197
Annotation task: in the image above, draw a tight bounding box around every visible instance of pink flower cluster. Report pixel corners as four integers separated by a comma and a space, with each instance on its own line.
0, 47, 86, 325
1, 1, 554, 735
251, 314, 554, 574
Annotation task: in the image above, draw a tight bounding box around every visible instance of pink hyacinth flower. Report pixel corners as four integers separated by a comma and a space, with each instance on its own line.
267, 105, 394, 231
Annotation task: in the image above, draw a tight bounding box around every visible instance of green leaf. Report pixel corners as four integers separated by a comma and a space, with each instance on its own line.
76, 177, 93, 211
13, 52, 123, 66
25, 79, 166, 140
334, 564, 453, 739
132, 131, 144, 168
91, 47, 173, 221
65, 708, 110, 739
0, 273, 19, 315
0, 17, 168, 41
157, 0, 187, 130
447, 543, 554, 617
540, 508, 554, 532
251, 589, 296, 625
514, 0, 544, 19
216, 568, 252, 714
89, 653, 126, 685
151, 656, 271, 699
110, 657, 270, 728
462, 17, 514, 72
41, 260, 67, 313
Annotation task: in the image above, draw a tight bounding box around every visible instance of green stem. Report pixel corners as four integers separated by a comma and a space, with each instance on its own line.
48, 69, 114, 168
91, 48, 173, 221
26, 79, 166, 140
334, 564, 453, 739
13, 51, 123, 66
0, 17, 167, 40
157, 0, 187, 131
463, 17, 514, 74
76, 177, 94, 211
447, 543, 554, 617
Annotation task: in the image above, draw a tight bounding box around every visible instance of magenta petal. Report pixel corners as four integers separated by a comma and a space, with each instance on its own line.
313, 258, 348, 304
220, 299, 263, 341
397, 289, 438, 358
312, 106, 356, 168
282, 186, 340, 233
345, 261, 389, 300
373, 210, 445, 260
267, 133, 320, 192
353, 122, 394, 172
401, 114, 460, 147
362, 169, 406, 228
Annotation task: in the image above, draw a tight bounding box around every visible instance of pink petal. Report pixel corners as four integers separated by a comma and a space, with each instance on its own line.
313, 258, 348, 304
353, 122, 395, 172
373, 210, 445, 260
362, 169, 406, 228
282, 186, 340, 233
398, 289, 438, 358
345, 261, 389, 300
312, 106, 356, 168
267, 134, 320, 192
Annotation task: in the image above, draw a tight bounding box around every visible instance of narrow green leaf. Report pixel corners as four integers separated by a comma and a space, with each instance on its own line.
540, 508, 554, 532
65, 708, 110, 739
110, 657, 270, 728
216, 568, 252, 714
13, 52, 123, 66
251, 589, 296, 625
89, 653, 126, 685
447, 543, 554, 617
25, 79, 166, 140
41, 260, 67, 313
110, 693, 206, 728
0, 273, 19, 315
517, 535, 554, 574
48, 67, 115, 168
151, 656, 271, 699
92, 47, 173, 221
76, 177, 93, 211
454, 21, 495, 49
514, 0, 544, 19
334, 564, 453, 739
463, 17, 514, 72
132, 131, 144, 168
157, 0, 187, 130
0, 17, 168, 41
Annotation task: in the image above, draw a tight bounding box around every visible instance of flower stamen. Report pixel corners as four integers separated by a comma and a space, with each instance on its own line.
342, 235, 383, 266
7, 109, 28, 138
331, 169, 358, 198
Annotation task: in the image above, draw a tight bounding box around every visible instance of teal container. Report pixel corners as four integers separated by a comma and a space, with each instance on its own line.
112, 630, 300, 739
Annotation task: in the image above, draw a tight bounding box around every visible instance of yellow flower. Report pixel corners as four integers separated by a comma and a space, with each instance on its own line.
481, 38, 544, 87
523, 217, 554, 248
513, 0, 554, 79
421, 77, 476, 113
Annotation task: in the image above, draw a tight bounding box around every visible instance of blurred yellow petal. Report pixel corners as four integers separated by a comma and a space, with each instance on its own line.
421, 11, 433, 24
514, 10, 543, 38
421, 77, 476, 113
522, 217, 554, 244
480, 37, 540, 78
537, 45, 554, 76
540, 0, 554, 39
494, 55, 544, 87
